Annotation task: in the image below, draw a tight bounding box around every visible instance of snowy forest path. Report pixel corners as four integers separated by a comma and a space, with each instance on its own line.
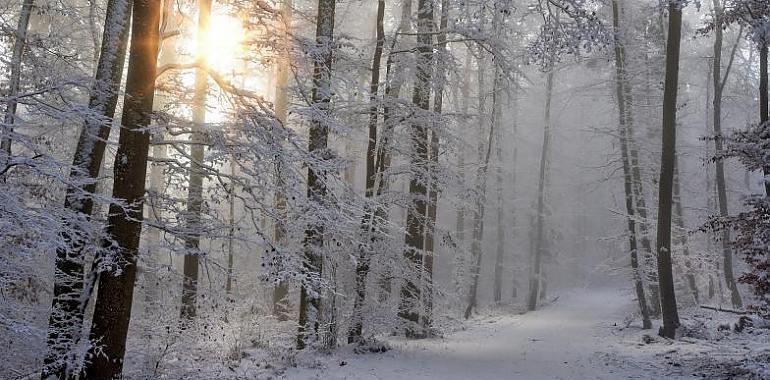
287, 287, 688, 380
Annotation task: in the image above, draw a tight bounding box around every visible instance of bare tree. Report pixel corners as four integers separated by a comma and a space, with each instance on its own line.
400, 0, 434, 337
297, 0, 337, 349
349, 0, 385, 344
610, 0, 651, 330
180, 0, 212, 322
41, 0, 132, 376
0, 0, 33, 167
527, 69, 554, 312
711, 0, 743, 309
82, 0, 162, 376
655, 0, 683, 339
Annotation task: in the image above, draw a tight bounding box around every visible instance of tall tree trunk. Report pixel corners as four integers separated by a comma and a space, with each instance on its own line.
180, 0, 212, 323
510, 73, 519, 300
463, 79, 498, 319
761, 40, 769, 196
226, 158, 236, 296
453, 51, 472, 301
376, 0, 413, 303
711, 0, 743, 309
492, 128, 505, 304
672, 156, 699, 304
611, 0, 651, 329
655, 0, 682, 339
421, 0, 449, 331
491, 3, 507, 305
297, 0, 336, 350
462, 41, 487, 319
81, 0, 161, 376
527, 70, 554, 312
348, 0, 385, 344
143, 0, 179, 308
272, 0, 293, 322
456, 53, 471, 250
0, 0, 33, 167
41, 0, 132, 377
399, 0, 434, 338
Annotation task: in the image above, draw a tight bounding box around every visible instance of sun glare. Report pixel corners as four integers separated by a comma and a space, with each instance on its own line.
203, 13, 245, 73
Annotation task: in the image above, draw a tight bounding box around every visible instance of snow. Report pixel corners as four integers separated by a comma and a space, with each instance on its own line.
283, 287, 695, 380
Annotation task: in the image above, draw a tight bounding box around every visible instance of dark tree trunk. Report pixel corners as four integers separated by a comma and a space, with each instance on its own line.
81, 0, 161, 376
421, 0, 449, 331
399, 0, 434, 338
349, 0, 385, 344
42, 0, 132, 377
711, 0, 743, 309
655, 0, 682, 339
376, 0, 413, 304
297, 0, 336, 350
761, 41, 769, 195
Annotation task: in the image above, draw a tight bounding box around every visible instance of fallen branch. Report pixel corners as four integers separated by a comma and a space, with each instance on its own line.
699, 305, 747, 315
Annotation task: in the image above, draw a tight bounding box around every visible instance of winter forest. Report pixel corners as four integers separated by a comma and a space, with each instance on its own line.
1, 0, 770, 378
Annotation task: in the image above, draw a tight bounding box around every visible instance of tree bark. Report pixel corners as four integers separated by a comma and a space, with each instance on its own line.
399, 0, 434, 337
297, 0, 336, 350
655, 0, 682, 339
41, 0, 132, 377
81, 0, 161, 376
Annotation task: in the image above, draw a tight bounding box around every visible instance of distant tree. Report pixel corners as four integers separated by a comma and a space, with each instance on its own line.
0, 0, 33, 167
179, 0, 213, 323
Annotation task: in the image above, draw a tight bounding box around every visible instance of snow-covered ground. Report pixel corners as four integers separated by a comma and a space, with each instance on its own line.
276, 287, 768, 380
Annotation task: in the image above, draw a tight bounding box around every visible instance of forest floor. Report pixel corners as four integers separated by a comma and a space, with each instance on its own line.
276, 287, 769, 380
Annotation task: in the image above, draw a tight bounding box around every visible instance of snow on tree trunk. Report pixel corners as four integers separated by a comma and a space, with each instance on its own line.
611, 0, 651, 330
41, 0, 132, 377
81, 0, 161, 376
400, 0, 434, 338
297, 0, 336, 350
349, 0, 385, 344
0, 0, 33, 167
